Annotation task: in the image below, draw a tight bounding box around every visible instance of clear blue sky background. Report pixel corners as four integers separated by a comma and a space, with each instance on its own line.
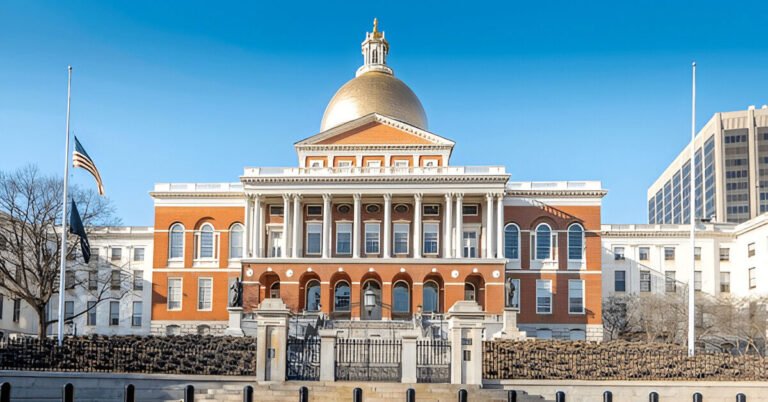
2, 1, 767, 226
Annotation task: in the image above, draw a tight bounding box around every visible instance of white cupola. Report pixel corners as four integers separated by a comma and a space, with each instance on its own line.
356, 18, 393, 77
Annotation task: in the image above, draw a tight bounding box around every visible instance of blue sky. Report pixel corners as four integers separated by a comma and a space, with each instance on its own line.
2, 1, 767, 226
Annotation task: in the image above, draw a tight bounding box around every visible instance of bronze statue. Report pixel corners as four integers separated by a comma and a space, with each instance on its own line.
505, 277, 517, 308
230, 277, 243, 307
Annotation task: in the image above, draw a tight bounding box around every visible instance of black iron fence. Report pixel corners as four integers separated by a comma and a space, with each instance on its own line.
416, 339, 451, 383
0, 336, 258, 376
286, 337, 320, 381
335, 338, 401, 382
484, 340, 768, 381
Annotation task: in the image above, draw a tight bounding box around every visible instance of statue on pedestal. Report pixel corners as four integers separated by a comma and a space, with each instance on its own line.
505, 277, 516, 308
230, 277, 243, 307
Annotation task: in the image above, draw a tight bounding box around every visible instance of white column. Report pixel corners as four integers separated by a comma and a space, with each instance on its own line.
413, 193, 423, 259
383, 193, 392, 258
244, 195, 252, 258
455, 193, 464, 259
292, 195, 302, 258
353, 194, 362, 258
282, 194, 291, 259
322, 194, 332, 258
496, 194, 505, 259
443, 193, 453, 258
254, 195, 263, 258
485, 193, 494, 259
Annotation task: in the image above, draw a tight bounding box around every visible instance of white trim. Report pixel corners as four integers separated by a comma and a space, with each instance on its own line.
566, 223, 585, 263
535, 279, 552, 315
305, 222, 323, 256
167, 277, 183, 311
168, 223, 185, 263
335, 222, 353, 255
568, 279, 585, 315
503, 223, 521, 261
391, 280, 411, 313
197, 277, 213, 312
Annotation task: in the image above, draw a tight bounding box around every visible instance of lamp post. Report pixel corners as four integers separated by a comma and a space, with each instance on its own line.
364, 286, 376, 317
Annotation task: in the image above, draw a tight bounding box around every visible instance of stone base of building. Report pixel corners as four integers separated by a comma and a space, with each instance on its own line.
150, 320, 228, 336
518, 324, 603, 342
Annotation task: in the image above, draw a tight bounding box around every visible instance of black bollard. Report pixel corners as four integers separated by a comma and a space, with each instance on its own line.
604, 390, 613, 402
458, 389, 468, 402
62, 383, 74, 402
555, 391, 566, 402
243, 385, 253, 402
299, 386, 309, 402
0, 382, 10, 402
353, 387, 363, 402
507, 390, 517, 402
184, 385, 194, 402
649, 392, 659, 402
736, 394, 746, 402
124, 384, 135, 402
693, 393, 703, 402
406, 388, 415, 402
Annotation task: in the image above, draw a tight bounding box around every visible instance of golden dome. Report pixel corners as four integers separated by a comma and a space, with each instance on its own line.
320, 71, 428, 132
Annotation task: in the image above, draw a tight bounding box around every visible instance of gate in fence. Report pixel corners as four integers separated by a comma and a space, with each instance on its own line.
335, 338, 402, 382
416, 339, 451, 383
286, 337, 321, 381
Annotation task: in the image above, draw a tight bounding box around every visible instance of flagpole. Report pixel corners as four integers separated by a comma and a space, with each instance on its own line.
688, 61, 696, 357
57, 66, 73, 346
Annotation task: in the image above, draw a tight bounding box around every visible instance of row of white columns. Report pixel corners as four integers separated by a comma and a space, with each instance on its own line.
244, 192, 506, 259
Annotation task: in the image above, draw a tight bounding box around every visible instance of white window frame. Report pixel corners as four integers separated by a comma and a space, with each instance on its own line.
364, 222, 381, 255
462, 204, 479, 216
567, 223, 585, 262
111, 247, 122, 261
531, 223, 556, 262
306, 205, 323, 216
336, 222, 352, 255
109, 301, 120, 326
269, 228, 283, 258
198, 277, 213, 311
338, 160, 353, 173
503, 223, 520, 261
462, 230, 478, 258
393, 159, 409, 173
613, 246, 625, 260
638, 247, 650, 261
536, 280, 552, 314
194, 223, 219, 263
308, 159, 324, 169
228, 223, 244, 260
422, 222, 440, 256
132, 301, 143, 327
568, 279, 585, 314
167, 277, 183, 311
133, 247, 145, 262
305, 222, 323, 256
393, 222, 410, 255
423, 204, 440, 216
269, 205, 284, 216
87, 300, 97, 326
168, 223, 185, 262
365, 160, 381, 174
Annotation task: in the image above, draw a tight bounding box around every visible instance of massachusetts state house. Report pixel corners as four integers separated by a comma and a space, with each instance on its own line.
149, 22, 605, 341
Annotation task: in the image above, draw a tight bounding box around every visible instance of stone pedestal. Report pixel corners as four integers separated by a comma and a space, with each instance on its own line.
446, 301, 485, 385
254, 299, 291, 382
400, 329, 419, 383
492, 308, 527, 340
224, 307, 245, 337
319, 329, 337, 382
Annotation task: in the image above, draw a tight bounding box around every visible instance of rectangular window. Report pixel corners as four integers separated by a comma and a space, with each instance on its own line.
198, 278, 212, 310
306, 222, 322, 255
109, 301, 119, 326
462, 231, 478, 258
65, 271, 76, 289
719, 248, 730, 261
393, 159, 409, 173
639, 247, 650, 261
270, 231, 282, 257
337, 160, 353, 173
536, 280, 552, 314
88, 271, 98, 290
748, 243, 756, 257
615, 270, 626, 292
133, 270, 144, 291
694, 247, 701, 261
87, 301, 97, 326
167, 278, 182, 310
423, 205, 440, 216
269, 205, 284, 216
640, 271, 651, 292
665, 271, 677, 293
306, 205, 322, 216
749, 267, 756, 289
132, 301, 142, 327
720, 272, 731, 293
110, 270, 121, 290
664, 247, 675, 261
568, 280, 585, 314
423, 222, 439, 255
12, 299, 20, 322
364, 223, 380, 254
111, 247, 122, 261
694, 270, 702, 291
133, 247, 145, 262
336, 223, 352, 255
64, 301, 74, 321
462, 204, 479, 216
613, 247, 625, 260
393, 223, 409, 255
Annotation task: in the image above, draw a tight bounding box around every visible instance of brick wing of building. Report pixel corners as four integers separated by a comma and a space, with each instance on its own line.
149, 22, 606, 341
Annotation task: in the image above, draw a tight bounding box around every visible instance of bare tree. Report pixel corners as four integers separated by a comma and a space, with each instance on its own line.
602, 295, 631, 340
0, 165, 122, 338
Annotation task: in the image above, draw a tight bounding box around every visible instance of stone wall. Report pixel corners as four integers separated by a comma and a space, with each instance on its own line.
149, 320, 228, 336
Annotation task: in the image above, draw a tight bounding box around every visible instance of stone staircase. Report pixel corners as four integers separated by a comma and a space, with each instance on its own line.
185, 382, 554, 402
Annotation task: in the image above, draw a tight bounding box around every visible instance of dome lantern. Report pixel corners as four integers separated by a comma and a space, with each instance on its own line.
357, 18, 393, 77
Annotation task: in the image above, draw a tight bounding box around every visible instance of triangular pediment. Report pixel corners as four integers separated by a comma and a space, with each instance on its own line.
295, 113, 455, 148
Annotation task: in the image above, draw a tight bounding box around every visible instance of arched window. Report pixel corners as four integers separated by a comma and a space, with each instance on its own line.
464, 283, 476, 301
197, 325, 211, 335
534, 223, 552, 260
504, 224, 520, 259
422, 281, 439, 313
392, 281, 410, 313
568, 224, 584, 261
169, 224, 184, 259
306, 280, 321, 312
269, 282, 280, 299
196, 223, 215, 259
166, 325, 181, 336
334, 281, 350, 311
229, 223, 244, 259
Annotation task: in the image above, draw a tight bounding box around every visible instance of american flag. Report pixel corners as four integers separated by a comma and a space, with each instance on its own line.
72, 136, 105, 195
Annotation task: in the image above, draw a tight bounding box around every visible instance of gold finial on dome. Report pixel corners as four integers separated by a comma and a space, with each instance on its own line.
372, 18, 382, 38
